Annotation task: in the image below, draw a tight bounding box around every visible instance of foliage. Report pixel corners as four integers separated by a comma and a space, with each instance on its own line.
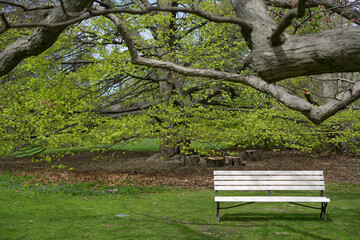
148, 86, 360, 154
1, 0, 360, 157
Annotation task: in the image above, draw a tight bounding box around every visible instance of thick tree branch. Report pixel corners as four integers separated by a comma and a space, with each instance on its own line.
98, 103, 154, 117
0, 2, 251, 78
58, 0, 90, 18
252, 27, 360, 82
0, 10, 10, 30
0, 1, 54, 11
265, 0, 360, 25
270, 0, 306, 46
231, 0, 275, 49
0, 0, 94, 77
0, 5, 251, 33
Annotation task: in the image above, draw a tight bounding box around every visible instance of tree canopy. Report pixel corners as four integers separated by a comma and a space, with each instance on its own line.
1, 0, 360, 157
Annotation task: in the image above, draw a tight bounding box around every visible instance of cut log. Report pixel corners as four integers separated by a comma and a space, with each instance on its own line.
245, 150, 262, 161
205, 157, 225, 167
239, 152, 247, 162
183, 155, 200, 166
224, 156, 233, 165
225, 156, 246, 166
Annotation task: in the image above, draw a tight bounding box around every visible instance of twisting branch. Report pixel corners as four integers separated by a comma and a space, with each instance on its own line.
0, 0, 94, 77
58, 0, 91, 18
271, 0, 306, 45
0, 10, 10, 33
0, 1, 54, 11
265, 0, 360, 25
0, 5, 251, 35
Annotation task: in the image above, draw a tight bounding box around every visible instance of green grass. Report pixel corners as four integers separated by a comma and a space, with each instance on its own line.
20, 138, 161, 157
0, 172, 359, 239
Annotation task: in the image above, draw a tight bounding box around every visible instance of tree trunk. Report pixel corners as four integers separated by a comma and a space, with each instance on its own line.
159, 138, 180, 160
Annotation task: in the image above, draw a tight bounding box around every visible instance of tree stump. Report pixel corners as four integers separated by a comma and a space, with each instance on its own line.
224, 155, 233, 165
182, 155, 200, 166
205, 157, 225, 167
225, 156, 246, 166
239, 152, 247, 162
245, 150, 262, 161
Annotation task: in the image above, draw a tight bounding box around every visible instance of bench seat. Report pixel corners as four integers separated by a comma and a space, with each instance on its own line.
215, 196, 330, 203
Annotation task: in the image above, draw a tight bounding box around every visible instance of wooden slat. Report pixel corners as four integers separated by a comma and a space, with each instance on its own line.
214, 171, 323, 176
214, 175, 324, 181
214, 185, 325, 191
214, 181, 324, 186
215, 196, 330, 203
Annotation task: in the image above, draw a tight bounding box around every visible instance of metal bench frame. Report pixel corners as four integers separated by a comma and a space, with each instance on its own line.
214, 171, 330, 222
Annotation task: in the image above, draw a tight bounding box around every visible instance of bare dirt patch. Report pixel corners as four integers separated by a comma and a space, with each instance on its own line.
1, 150, 359, 187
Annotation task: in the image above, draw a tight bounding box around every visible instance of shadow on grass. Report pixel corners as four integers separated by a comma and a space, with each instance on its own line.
220, 213, 332, 240
129, 211, 333, 240
128, 211, 221, 240
273, 224, 333, 240
220, 212, 329, 222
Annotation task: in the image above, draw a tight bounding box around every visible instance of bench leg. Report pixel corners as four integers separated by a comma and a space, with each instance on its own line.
217, 202, 220, 222
320, 203, 328, 222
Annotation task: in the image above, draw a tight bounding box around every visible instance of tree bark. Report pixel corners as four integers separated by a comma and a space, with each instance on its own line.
265, 0, 360, 25
230, 0, 360, 82
0, 0, 93, 77
231, 0, 276, 49
250, 28, 360, 83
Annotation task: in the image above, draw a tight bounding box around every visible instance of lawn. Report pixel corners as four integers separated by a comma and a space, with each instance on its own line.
0, 172, 359, 239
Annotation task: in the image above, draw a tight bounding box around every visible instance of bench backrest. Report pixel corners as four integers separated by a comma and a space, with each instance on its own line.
214, 171, 325, 191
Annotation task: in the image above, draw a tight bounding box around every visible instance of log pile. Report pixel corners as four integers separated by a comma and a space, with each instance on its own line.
205, 150, 262, 168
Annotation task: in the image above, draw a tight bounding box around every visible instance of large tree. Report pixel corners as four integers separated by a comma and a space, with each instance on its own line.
1, 0, 360, 124
1, 0, 360, 158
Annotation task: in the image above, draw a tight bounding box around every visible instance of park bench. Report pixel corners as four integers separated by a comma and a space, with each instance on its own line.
214, 171, 330, 222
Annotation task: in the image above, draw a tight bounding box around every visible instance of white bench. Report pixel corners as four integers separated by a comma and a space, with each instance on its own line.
214, 171, 330, 222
